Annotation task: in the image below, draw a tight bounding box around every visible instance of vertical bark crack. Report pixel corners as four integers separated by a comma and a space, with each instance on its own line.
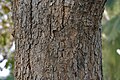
27, 0, 33, 78
61, 0, 65, 31
50, 7, 52, 37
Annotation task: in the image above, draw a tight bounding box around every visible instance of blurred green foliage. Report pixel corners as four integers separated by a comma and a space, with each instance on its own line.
102, 0, 120, 80
0, 0, 12, 46
0, 0, 120, 80
0, 0, 14, 80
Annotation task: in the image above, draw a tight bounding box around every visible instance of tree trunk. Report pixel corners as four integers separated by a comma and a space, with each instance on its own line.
12, 0, 106, 80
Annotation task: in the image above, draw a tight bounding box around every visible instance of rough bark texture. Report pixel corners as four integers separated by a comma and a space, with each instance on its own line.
12, 0, 106, 80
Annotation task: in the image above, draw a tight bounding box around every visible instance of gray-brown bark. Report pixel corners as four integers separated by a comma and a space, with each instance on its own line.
12, 0, 106, 80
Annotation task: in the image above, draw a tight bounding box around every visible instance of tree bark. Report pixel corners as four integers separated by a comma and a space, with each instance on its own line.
12, 0, 106, 80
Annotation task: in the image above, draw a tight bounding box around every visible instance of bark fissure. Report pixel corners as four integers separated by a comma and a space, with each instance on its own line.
25, 0, 33, 79
61, 0, 65, 31
49, 5, 52, 38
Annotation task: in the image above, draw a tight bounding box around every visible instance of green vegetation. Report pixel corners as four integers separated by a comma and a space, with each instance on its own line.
103, 0, 120, 80
0, 0, 14, 80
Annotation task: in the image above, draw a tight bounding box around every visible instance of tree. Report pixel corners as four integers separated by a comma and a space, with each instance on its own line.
12, 0, 107, 80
